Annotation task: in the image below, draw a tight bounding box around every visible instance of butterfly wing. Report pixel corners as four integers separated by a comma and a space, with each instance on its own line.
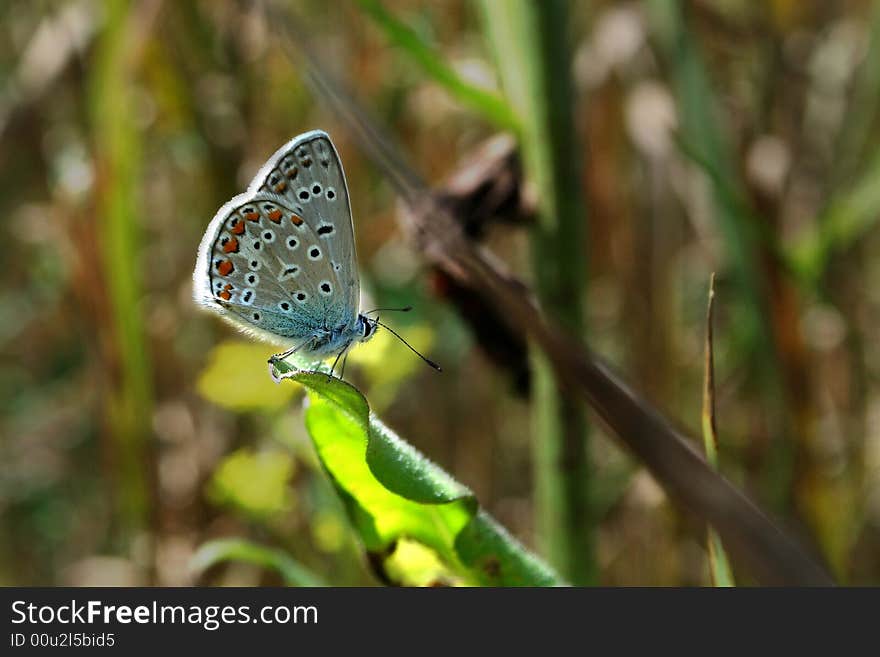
193, 131, 360, 347
251, 130, 359, 317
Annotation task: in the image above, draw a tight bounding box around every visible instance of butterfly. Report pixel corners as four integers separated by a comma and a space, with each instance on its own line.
193, 130, 440, 379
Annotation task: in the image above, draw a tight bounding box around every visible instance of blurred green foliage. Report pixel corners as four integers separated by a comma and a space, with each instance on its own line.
198, 341, 300, 412
358, 0, 518, 131
208, 447, 296, 519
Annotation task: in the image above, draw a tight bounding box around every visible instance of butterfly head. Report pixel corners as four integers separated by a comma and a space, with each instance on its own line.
355, 313, 379, 343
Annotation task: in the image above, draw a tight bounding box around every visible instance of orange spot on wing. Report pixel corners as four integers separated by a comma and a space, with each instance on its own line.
216, 260, 234, 276
290, 213, 304, 226
223, 237, 239, 253
274, 181, 287, 193
244, 211, 260, 222
219, 289, 231, 300
286, 166, 299, 179
231, 220, 245, 235
268, 209, 282, 223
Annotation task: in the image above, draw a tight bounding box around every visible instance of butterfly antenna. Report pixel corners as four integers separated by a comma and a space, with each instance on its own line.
365, 305, 413, 315
376, 321, 442, 372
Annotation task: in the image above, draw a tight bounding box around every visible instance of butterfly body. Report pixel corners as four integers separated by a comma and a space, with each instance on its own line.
298, 312, 377, 360
193, 130, 378, 368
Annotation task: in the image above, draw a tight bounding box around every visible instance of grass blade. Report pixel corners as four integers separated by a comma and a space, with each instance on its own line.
191, 538, 326, 587
703, 274, 735, 587
356, 0, 518, 132
790, 149, 880, 283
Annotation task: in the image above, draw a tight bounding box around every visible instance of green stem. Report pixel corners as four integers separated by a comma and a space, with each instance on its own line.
89, 0, 153, 545
479, 0, 593, 584
703, 275, 735, 586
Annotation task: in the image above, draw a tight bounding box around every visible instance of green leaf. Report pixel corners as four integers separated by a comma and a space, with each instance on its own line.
190, 538, 325, 587
357, 0, 519, 132
275, 365, 563, 586
383, 538, 462, 586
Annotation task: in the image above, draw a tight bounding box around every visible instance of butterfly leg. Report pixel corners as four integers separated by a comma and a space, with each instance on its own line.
339, 353, 349, 381
268, 337, 313, 382
326, 350, 345, 381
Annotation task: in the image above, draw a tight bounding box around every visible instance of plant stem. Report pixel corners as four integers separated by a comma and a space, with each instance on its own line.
479, 0, 594, 584
89, 0, 154, 547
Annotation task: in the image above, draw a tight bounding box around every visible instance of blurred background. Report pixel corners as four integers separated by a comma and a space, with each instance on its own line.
2, 0, 880, 586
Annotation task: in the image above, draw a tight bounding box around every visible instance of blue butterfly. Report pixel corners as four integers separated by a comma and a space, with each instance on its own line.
193, 130, 439, 378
